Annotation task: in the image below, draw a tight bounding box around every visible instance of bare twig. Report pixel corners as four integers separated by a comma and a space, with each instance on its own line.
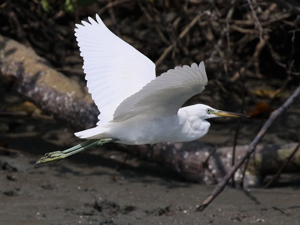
246, 34, 270, 78
98, 0, 131, 16
231, 78, 246, 187
0, 146, 28, 155
264, 141, 300, 188
220, 13, 291, 26
196, 83, 300, 212
209, 26, 228, 61
269, 0, 300, 15
208, 1, 235, 67
239, 156, 250, 188
138, 0, 169, 45
155, 45, 174, 66
155, 14, 200, 66
8, 11, 31, 47
247, 0, 264, 40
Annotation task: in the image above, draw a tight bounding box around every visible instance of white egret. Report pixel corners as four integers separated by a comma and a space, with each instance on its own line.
36, 15, 246, 165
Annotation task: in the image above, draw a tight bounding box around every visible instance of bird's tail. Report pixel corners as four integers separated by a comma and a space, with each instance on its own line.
74, 126, 109, 140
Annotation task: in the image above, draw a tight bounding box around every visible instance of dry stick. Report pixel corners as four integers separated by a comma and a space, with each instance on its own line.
155, 14, 200, 66
231, 118, 240, 188
98, 0, 131, 16
231, 110, 244, 186
219, 13, 291, 26
231, 74, 246, 187
138, 0, 169, 45
225, 3, 235, 54
8, 11, 31, 47
270, 0, 300, 15
0, 146, 29, 156
264, 141, 300, 188
196, 83, 300, 212
108, 0, 117, 28
209, 26, 227, 61
247, 0, 264, 40
239, 68, 290, 187
250, 36, 268, 78
239, 156, 250, 188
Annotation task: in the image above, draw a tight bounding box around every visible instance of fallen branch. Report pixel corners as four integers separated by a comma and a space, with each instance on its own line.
117, 142, 300, 185
0, 34, 98, 129
196, 83, 300, 211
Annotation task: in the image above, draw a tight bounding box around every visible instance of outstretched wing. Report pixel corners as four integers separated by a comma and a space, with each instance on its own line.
75, 15, 156, 125
113, 62, 208, 122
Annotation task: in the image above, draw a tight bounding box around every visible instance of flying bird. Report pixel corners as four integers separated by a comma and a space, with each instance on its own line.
36, 15, 246, 164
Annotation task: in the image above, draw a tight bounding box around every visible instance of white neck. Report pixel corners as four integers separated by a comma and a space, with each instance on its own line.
177, 105, 211, 141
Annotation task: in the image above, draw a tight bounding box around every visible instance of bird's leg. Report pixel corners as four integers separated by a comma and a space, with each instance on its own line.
35, 138, 113, 165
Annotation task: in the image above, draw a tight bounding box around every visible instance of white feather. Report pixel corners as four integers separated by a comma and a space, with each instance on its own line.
74, 14, 156, 125
113, 62, 208, 122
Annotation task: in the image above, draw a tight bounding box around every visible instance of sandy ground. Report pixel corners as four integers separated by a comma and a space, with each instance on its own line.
1, 85, 300, 225
1, 113, 300, 225
1, 148, 300, 225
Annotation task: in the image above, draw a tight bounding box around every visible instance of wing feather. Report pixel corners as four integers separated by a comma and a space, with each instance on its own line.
75, 15, 156, 125
113, 62, 208, 122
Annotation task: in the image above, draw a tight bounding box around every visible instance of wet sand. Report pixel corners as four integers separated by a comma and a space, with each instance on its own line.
1, 88, 300, 225
1, 150, 300, 225
1, 117, 300, 225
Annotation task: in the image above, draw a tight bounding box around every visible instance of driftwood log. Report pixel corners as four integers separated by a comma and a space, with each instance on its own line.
121, 142, 300, 186
1, 34, 299, 186
0, 34, 98, 129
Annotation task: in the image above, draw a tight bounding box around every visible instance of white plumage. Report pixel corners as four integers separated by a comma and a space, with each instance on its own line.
36, 14, 245, 164
74, 15, 209, 142
74, 15, 155, 125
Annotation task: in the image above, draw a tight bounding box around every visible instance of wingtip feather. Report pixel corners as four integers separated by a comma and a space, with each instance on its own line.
199, 61, 205, 69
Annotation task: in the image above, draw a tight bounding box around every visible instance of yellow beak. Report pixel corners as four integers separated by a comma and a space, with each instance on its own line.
214, 111, 249, 118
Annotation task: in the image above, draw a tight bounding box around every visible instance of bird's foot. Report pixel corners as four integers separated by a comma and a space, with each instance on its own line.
35, 151, 68, 165
35, 138, 114, 165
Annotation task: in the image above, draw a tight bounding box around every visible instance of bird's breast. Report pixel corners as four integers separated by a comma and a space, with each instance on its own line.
110, 115, 183, 145
179, 115, 211, 142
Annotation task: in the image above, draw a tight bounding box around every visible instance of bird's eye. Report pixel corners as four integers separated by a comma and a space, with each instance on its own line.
206, 108, 211, 114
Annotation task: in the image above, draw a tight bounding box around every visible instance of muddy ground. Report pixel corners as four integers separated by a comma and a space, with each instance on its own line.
1, 94, 300, 225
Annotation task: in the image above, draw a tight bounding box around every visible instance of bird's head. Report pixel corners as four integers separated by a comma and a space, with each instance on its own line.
188, 104, 248, 120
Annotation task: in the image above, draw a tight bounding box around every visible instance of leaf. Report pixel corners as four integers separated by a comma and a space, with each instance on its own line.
251, 89, 284, 98
65, 0, 74, 12
249, 102, 273, 118
41, 0, 50, 12
6, 101, 37, 114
